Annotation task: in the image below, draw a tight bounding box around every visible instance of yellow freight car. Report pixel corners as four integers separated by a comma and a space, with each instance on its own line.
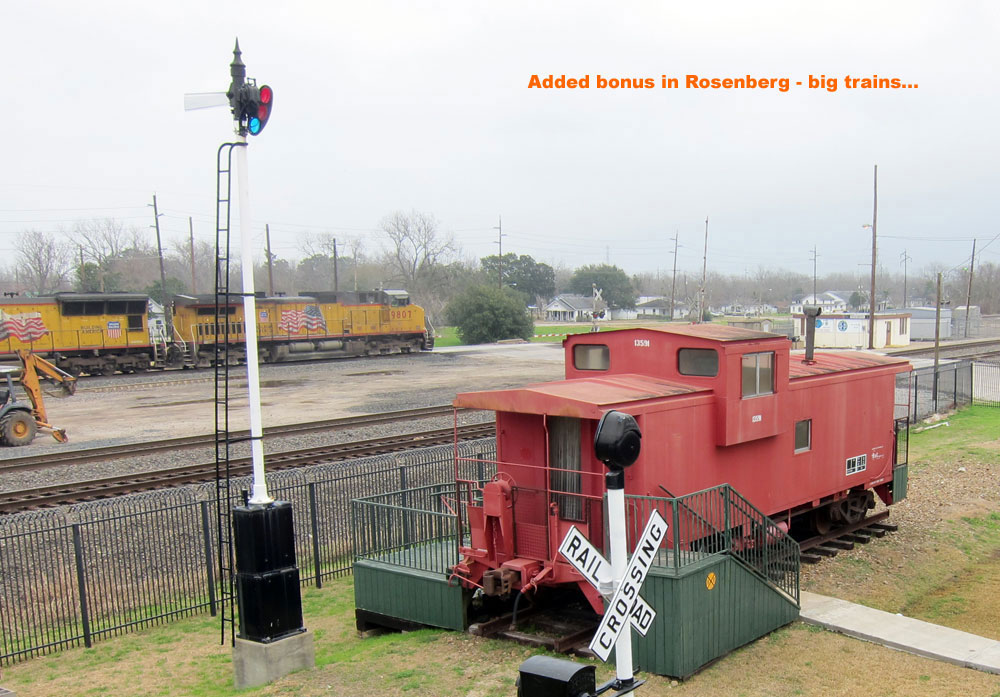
172, 289, 432, 366
0, 293, 154, 375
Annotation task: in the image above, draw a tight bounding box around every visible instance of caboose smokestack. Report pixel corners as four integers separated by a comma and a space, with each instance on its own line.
803, 306, 821, 363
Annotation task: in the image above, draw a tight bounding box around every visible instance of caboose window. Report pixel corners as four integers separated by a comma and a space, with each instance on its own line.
573, 344, 609, 371
678, 348, 718, 376
794, 419, 811, 453
741, 352, 775, 397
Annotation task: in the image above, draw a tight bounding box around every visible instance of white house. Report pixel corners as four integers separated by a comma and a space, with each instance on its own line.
544, 294, 597, 322
789, 292, 848, 315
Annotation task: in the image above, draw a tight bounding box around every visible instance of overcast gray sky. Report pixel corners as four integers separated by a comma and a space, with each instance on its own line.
3, 1, 998, 282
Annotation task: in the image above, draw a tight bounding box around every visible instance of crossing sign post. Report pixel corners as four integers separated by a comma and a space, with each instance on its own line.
519, 410, 650, 696
558, 524, 658, 643
585, 510, 666, 661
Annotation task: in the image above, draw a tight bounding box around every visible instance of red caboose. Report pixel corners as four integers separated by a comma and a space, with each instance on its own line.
452, 325, 910, 612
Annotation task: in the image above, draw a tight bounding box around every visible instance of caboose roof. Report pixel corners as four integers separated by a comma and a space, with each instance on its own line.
788, 350, 911, 378
454, 374, 710, 418
578, 324, 782, 342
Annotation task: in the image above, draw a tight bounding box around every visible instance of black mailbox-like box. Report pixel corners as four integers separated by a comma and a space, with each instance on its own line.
232, 501, 297, 573
517, 655, 596, 697
232, 501, 304, 643
236, 567, 304, 643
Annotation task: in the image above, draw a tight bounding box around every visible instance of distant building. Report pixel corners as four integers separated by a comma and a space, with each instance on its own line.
544, 294, 596, 322
720, 303, 778, 316
636, 297, 688, 320
789, 292, 848, 315
952, 306, 981, 338
791, 311, 911, 348
903, 307, 952, 341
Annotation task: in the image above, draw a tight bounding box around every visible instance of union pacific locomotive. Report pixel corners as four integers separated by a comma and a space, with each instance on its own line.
0, 289, 432, 375
171, 290, 431, 366
450, 324, 910, 612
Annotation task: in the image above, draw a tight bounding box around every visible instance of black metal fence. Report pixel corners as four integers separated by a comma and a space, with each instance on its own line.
0, 439, 496, 665
898, 359, 975, 421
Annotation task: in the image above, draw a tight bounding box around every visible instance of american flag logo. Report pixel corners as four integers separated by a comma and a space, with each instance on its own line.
0, 310, 49, 342
107, 321, 122, 339
278, 305, 327, 333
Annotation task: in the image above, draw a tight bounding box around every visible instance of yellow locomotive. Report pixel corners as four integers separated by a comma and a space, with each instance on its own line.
0, 293, 154, 375
1, 289, 432, 375
172, 289, 433, 366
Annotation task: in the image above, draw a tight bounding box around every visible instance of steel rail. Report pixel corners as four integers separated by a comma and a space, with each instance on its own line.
0, 405, 462, 473
798, 510, 891, 552
885, 338, 1000, 359
0, 422, 495, 514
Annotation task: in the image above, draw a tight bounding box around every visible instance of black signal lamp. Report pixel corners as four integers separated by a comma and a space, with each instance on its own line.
594, 410, 641, 470
248, 84, 273, 136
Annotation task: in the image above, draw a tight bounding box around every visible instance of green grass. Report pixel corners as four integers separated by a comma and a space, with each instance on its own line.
908, 405, 1000, 466
431, 326, 461, 347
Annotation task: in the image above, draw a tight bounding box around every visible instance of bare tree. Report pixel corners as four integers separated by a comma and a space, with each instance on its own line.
70, 218, 156, 292
379, 211, 455, 290
15, 230, 72, 294
73, 218, 143, 265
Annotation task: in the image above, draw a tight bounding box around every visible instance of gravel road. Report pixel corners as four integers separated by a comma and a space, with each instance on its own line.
0, 343, 565, 491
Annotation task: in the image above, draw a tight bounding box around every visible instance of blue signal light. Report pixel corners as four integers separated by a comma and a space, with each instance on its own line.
248, 116, 261, 135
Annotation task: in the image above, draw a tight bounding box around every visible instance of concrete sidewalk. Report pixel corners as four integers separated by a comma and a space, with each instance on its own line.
800, 591, 1000, 674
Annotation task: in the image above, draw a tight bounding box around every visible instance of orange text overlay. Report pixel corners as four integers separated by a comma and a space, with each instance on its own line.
527, 74, 919, 92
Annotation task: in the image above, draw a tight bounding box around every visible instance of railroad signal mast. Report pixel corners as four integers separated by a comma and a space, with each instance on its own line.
227, 42, 273, 138
226, 39, 273, 505
186, 41, 313, 688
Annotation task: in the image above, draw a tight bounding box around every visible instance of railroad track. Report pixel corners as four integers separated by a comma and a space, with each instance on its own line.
0, 422, 495, 514
798, 511, 896, 563
886, 338, 1000, 361
0, 405, 463, 473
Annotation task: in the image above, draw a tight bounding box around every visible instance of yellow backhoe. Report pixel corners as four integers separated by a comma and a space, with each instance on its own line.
0, 349, 76, 446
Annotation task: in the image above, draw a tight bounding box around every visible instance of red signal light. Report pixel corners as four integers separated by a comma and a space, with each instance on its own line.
247, 84, 273, 136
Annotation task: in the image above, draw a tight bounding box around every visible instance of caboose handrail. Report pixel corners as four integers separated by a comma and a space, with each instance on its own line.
626, 483, 800, 605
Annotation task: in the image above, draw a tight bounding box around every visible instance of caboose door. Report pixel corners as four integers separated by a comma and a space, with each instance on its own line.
549, 416, 584, 522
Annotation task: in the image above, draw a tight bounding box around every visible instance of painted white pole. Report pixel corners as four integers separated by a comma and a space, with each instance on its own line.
234, 133, 272, 505
607, 484, 633, 685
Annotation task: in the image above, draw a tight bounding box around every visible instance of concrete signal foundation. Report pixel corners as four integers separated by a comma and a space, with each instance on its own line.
232, 630, 316, 689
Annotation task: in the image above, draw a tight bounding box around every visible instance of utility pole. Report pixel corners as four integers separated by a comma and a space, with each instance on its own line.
265, 224, 275, 296
669, 231, 679, 321
899, 249, 911, 309
698, 217, 708, 323
494, 215, 505, 290
350, 238, 360, 291
332, 237, 339, 292
189, 217, 197, 295
810, 245, 819, 301
868, 165, 878, 350
965, 238, 976, 337
78, 245, 86, 290
934, 272, 942, 412
150, 194, 171, 337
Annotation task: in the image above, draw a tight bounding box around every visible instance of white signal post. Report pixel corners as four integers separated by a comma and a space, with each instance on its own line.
590, 508, 666, 664
558, 527, 655, 638
559, 502, 666, 689
234, 134, 271, 505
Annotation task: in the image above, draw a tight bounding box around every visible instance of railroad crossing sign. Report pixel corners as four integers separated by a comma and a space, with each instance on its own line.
558, 509, 667, 662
